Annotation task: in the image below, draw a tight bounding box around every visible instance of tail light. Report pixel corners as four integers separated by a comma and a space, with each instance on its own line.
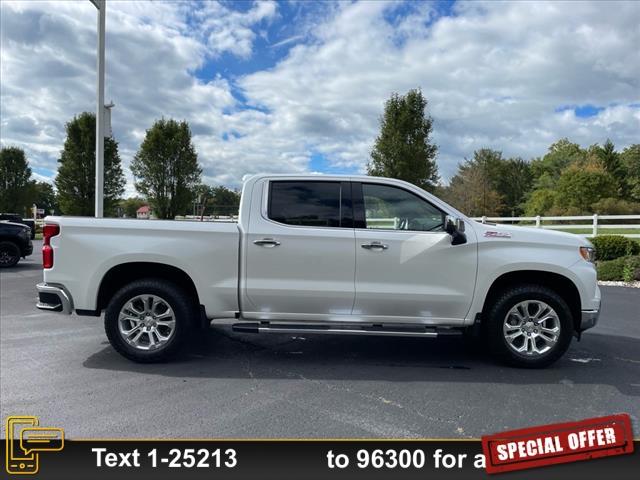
42, 224, 60, 269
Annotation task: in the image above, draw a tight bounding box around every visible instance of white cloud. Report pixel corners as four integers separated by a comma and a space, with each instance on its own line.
192, 0, 277, 59
1, 0, 638, 196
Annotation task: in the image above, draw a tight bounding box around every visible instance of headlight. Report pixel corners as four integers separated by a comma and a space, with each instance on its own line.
580, 246, 595, 263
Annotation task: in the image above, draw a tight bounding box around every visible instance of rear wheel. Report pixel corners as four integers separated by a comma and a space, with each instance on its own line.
486, 284, 573, 368
0, 241, 20, 268
105, 279, 196, 362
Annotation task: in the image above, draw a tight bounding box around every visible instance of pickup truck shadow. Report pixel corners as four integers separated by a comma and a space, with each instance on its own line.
83, 327, 640, 396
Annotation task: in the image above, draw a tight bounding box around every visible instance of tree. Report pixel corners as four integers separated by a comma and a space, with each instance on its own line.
55, 112, 125, 216
131, 119, 202, 219
0, 146, 32, 214
496, 157, 533, 216
28, 181, 58, 215
462, 149, 533, 216
530, 138, 585, 189
554, 162, 617, 213
210, 186, 241, 216
442, 152, 504, 216
190, 184, 241, 216
591, 139, 626, 195
591, 197, 640, 215
368, 89, 439, 191
523, 189, 557, 216
620, 144, 640, 202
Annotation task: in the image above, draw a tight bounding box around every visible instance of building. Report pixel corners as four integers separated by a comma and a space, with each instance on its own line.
136, 205, 152, 219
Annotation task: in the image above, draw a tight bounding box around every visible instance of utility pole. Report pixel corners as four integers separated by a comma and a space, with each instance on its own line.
90, 0, 106, 218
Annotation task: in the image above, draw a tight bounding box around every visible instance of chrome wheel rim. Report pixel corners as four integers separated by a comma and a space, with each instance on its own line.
118, 294, 176, 351
503, 300, 560, 357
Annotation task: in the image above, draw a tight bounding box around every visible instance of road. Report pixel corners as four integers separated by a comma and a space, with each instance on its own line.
1, 241, 639, 439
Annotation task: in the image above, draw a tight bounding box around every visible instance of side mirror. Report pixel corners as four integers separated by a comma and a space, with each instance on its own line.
445, 215, 465, 234
444, 215, 467, 245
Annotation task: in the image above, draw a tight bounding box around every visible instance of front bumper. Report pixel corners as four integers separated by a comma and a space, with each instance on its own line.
23, 239, 33, 256
36, 283, 73, 314
579, 304, 600, 332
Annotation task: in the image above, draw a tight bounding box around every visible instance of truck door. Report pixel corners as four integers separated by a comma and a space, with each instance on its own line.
242, 179, 356, 321
352, 181, 477, 323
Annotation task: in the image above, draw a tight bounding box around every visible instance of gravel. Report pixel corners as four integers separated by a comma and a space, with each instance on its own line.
598, 280, 640, 288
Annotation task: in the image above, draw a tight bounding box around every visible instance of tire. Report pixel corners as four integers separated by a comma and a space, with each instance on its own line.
104, 278, 197, 363
485, 284, 573, 368
0, 241, 21, 268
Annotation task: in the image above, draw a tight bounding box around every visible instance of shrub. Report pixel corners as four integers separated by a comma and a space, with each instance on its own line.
591, 235, 640, 261
597, 257, 626, 281
622, 256, 640, 282
591, 197, 640, 215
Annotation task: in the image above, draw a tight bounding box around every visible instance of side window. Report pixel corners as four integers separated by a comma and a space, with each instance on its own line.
268, 181, 342, 227
362, 183, 445, 232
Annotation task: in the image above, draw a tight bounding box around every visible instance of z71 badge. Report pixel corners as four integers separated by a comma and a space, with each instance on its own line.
484, 231, 512, 238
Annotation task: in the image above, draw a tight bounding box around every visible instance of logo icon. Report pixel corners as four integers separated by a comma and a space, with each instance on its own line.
6, 416, 64, 475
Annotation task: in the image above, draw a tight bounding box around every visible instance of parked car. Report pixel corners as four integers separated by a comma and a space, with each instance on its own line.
0, 221, 33, 267
36, 174, 600, 367
0, 213, 36, 239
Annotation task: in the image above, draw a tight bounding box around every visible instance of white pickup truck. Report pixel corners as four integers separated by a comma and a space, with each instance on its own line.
36, 174, 600, 367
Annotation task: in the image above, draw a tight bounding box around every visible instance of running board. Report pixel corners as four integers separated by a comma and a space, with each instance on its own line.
231, 322, 463, 338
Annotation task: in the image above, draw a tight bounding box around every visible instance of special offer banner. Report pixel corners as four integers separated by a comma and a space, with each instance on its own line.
3, 415, 639, 479
482, 414, 634, 474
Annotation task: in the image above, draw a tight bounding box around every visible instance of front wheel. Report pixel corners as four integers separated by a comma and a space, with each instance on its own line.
104, 279, 196, 363
486, 285, 574, 368
0, 241, 21, 268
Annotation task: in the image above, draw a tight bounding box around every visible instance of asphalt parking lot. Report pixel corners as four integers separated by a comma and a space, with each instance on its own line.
1, 241, 639, 439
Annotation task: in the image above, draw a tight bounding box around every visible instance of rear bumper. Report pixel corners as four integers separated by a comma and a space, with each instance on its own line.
36, 283, 73, 314
579, 305, 600, 332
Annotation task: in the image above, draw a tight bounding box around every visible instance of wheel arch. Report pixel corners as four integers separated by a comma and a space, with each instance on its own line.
96, 262, 200, 312
481, 270, 582, 332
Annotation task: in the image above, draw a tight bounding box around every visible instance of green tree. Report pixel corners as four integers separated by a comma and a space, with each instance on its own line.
28, 181, 58, 215
210, 186, 241, 216
463, 149, 533, 216
591, 197, 640, 215
191, 184, 241, 216
497, 157, 533, 216
55, 112, 125, 216
442, 153, 504, 216
523, 189, 557, 216
555, 162, 617, 213
530, 138, 585, 189
620, 144, 640, 202
0, 146, 32, 214
131, 119, 202, 219
591, 139, 626, 195
368, 89, 439, 191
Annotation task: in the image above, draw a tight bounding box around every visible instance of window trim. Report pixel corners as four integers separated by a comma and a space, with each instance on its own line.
262, 179, 354, 230
353, 181, 447, 233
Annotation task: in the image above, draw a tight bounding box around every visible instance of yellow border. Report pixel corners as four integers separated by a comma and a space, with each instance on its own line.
71, 437, 640, 442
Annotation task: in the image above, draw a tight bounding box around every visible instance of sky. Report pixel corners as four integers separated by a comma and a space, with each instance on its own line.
1, 0, 639, 196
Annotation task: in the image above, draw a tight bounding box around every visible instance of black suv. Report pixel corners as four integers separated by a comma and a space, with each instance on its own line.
0, 213, 36, 239
0, 221, 33, 267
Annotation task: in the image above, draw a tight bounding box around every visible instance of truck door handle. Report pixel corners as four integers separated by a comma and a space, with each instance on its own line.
253, 238, 281, 247
361, 242, 388, 250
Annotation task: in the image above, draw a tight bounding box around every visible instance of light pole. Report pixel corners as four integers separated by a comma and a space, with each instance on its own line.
90, 0, 106, 218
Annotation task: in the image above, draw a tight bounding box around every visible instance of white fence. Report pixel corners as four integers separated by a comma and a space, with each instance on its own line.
470, 214, 640, 238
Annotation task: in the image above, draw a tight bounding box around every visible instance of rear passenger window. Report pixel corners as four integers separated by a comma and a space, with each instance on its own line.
268, 181, 342, 227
